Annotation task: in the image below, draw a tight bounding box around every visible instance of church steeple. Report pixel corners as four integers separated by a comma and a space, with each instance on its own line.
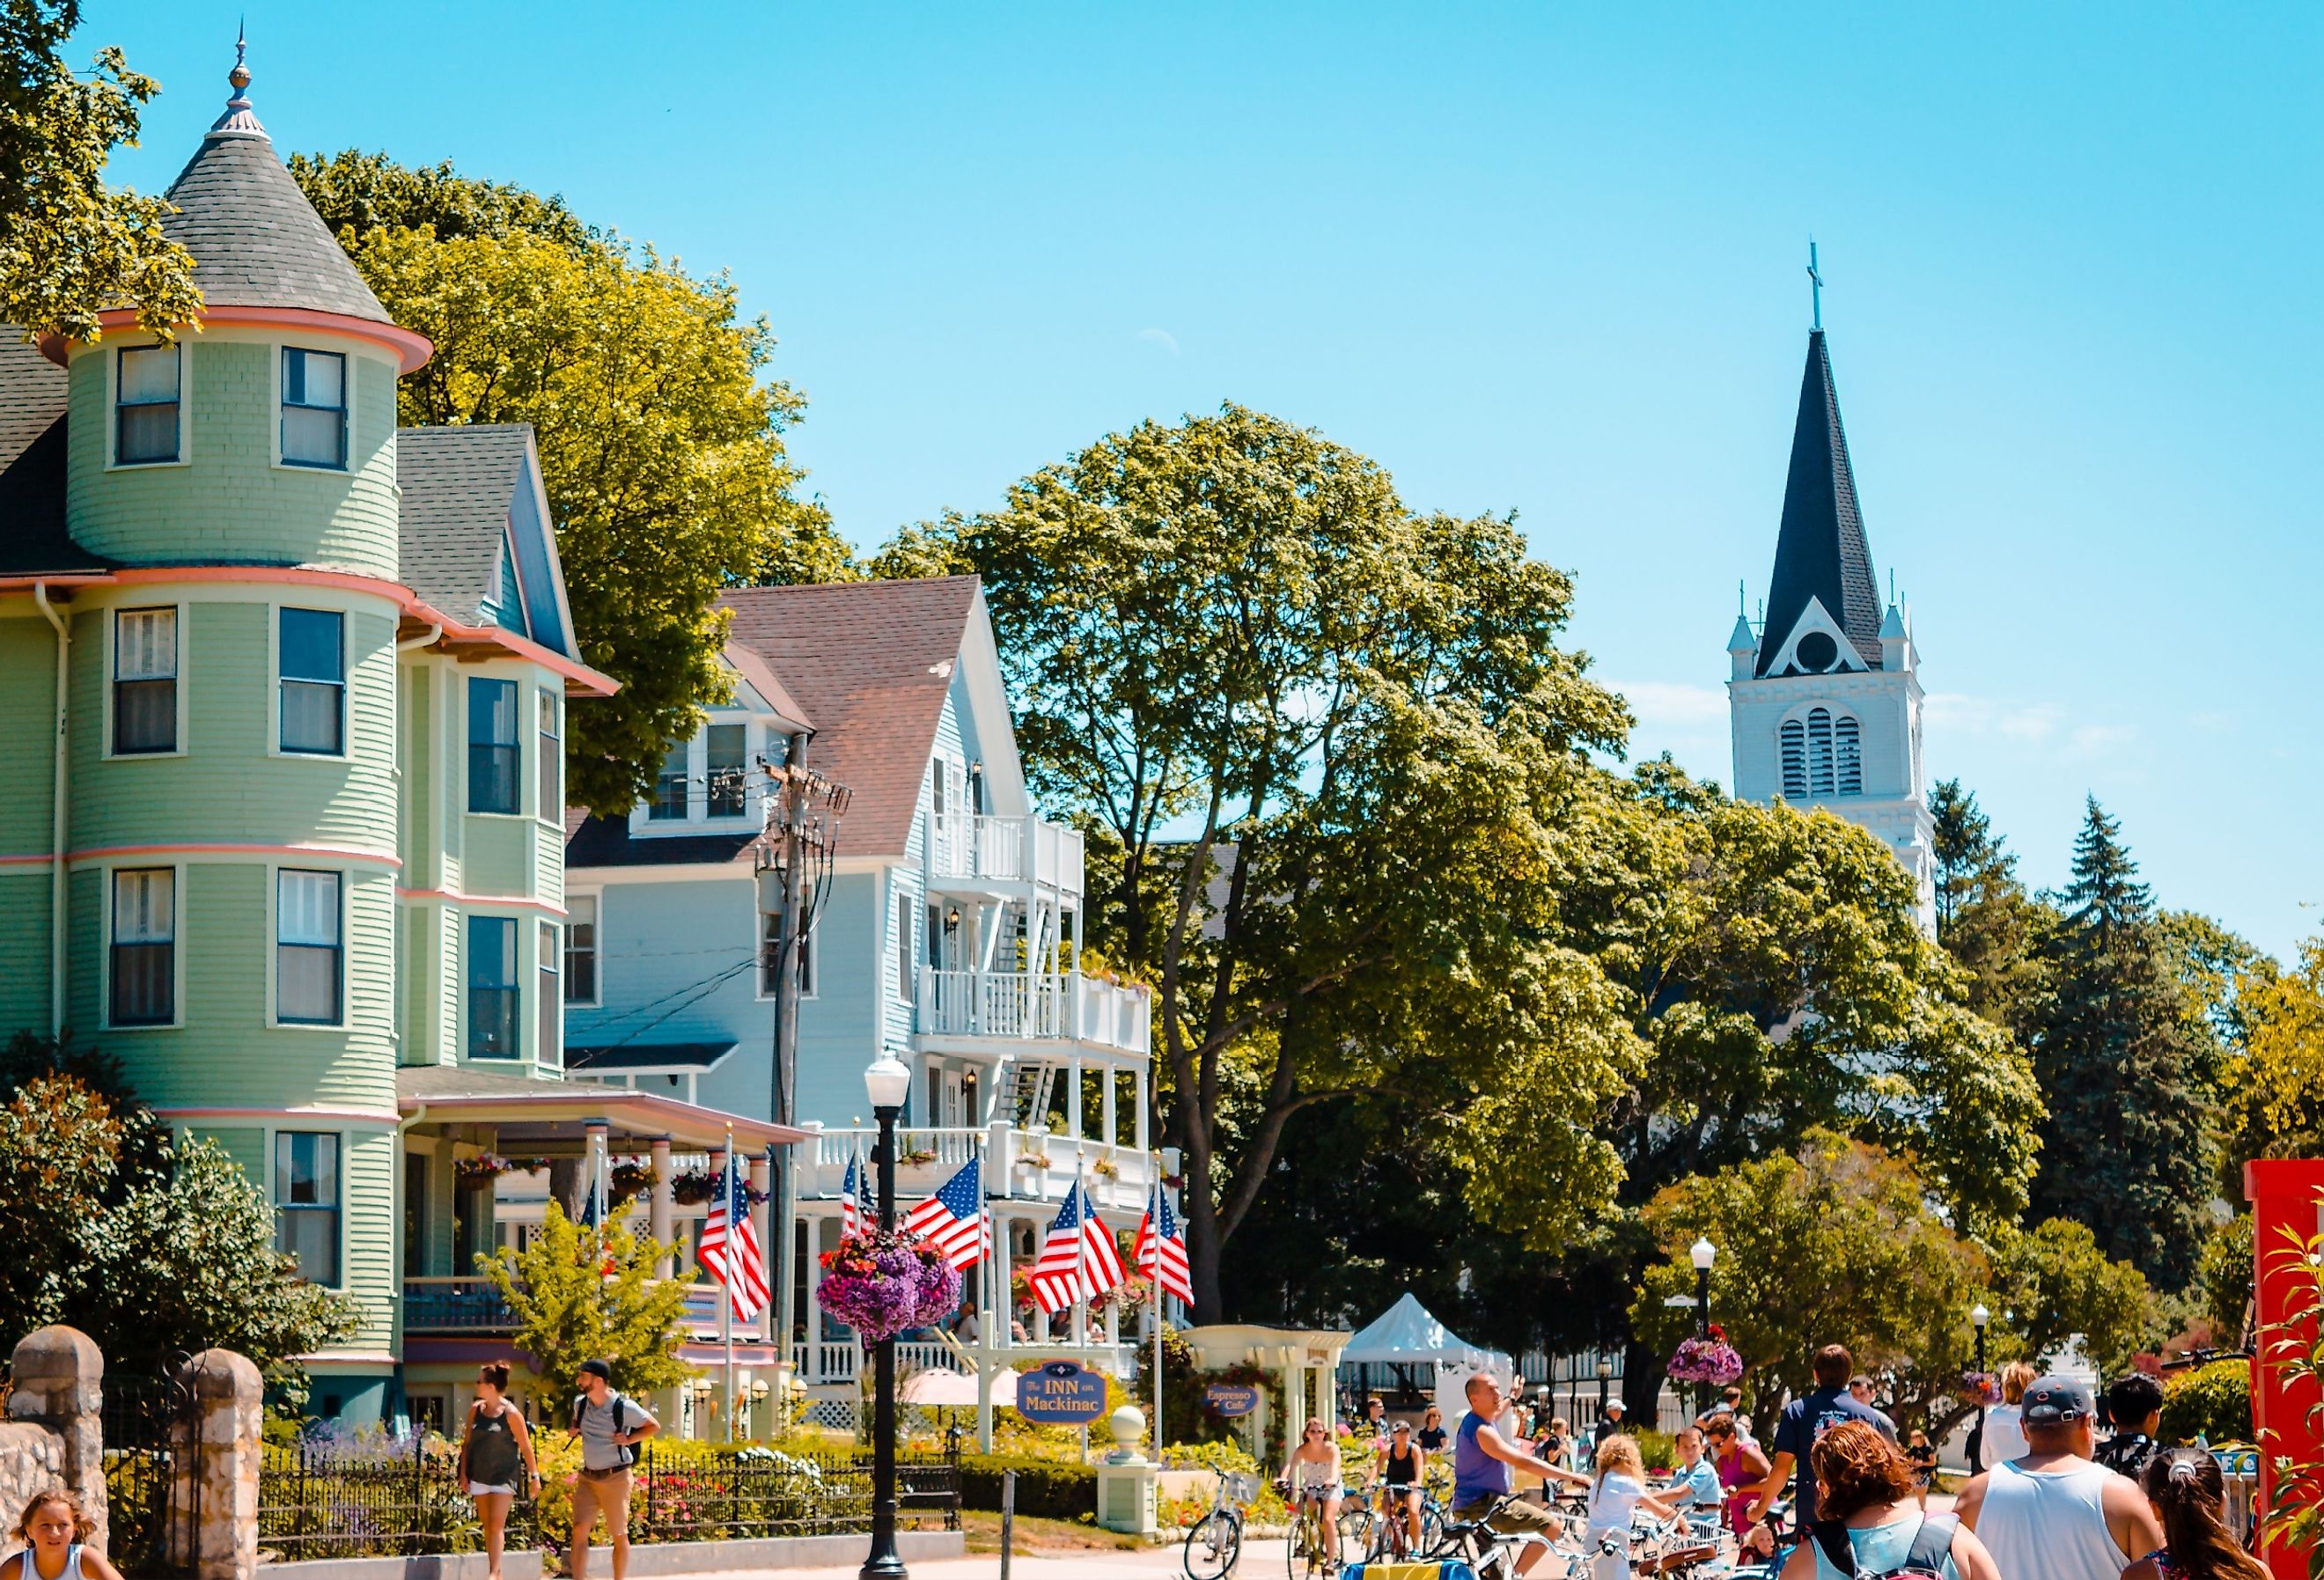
1754, 327, 1883, 677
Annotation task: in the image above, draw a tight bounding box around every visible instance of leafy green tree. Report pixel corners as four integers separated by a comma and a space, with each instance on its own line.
889, 404, 1640, 1319
1928, 779, 2054, 1033
479, 1200, 692, 1404
2030, 799, 2210, 1289
0, 2, 199, 341
1986, 1216, 2157, 1378
0, 1074, 356, 1378
2219, 940, 2324, 1180
292, 158, 852, 812
2195, 1212, 2253, 1341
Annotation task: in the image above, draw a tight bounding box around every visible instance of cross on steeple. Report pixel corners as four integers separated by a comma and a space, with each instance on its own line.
1806, 239, 1824, 331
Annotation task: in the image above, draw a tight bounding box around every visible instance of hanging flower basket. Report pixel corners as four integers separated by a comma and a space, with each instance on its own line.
1957, 1370, 2002, 1406
899, 1149, 940, 1168
1092, 1158, 1122, 1181
815, 1230, 962, 1342
670, 1168, 769, 1206
1666, 1326, 1745, 1386
609, 1159, 659, 1202
453, 1152, 515, 1184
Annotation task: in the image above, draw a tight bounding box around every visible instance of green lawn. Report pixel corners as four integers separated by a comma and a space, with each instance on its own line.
960, 1510, 1151, 1554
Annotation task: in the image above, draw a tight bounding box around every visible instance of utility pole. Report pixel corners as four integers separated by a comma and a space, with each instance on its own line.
761, 733, 849, 1399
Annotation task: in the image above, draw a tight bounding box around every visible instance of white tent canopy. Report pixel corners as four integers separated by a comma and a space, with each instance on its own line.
1342, 1292, 1511, 1372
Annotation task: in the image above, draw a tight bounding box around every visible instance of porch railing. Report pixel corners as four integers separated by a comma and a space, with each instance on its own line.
916, 968, 1149, 1053
803, 1124, 1158, 1211
404, 1276, 763, 1340
926, 812, 1084, 893
791, 1338, 1136, 1387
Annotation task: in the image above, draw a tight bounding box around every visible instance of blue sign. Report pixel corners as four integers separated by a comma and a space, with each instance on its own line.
1203, 1385, 1261, 1419
1015, 1361, 1109, 1425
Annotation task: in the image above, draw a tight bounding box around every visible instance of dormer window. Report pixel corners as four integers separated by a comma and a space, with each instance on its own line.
281, 348, 347, 468
706, 724, 746, 817
116, 345, 180, 464
1780, 706, 1863, 798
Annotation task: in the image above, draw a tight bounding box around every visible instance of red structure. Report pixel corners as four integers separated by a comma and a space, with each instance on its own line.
2246, 1159, 2324, 1580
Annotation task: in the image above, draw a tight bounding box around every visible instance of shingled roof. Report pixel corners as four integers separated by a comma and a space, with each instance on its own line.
396, 425, 530, 626
158, 55, 392, 326
0, 335, 106, 576
1756, 328, 1884, 675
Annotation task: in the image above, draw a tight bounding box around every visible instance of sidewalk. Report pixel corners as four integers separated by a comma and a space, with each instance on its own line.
694, 1536, 1290, 1577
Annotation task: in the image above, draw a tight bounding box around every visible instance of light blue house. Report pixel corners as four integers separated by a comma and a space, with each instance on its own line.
564, 576, 1156, 1404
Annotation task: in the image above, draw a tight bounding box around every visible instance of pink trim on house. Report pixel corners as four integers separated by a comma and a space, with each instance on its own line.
157, 1106, 400, 1125
66, 841, 401, 869
43, 305, 435, 374
0, 854, 54, 867
396, 886, 567, 919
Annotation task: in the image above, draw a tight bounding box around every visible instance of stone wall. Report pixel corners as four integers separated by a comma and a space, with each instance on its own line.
5, 1326, 106, 1551
0, 1422, 66, 1541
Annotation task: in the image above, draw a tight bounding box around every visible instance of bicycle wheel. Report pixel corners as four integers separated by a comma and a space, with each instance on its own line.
1338, 1505, 1374, 1564
1420, 1502, 1445, 1554
1182, 1508, 1240, 1580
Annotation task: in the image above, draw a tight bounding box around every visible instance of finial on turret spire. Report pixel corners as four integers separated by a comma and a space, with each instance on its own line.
208, 22, 265, 137
1806, 239, 1824, 331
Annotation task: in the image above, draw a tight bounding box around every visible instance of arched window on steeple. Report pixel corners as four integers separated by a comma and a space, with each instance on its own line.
1779, 706, 1863, 799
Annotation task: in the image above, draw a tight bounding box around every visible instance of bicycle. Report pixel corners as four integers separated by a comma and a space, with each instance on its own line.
1364, 1478, 1444, 1562
1283, 1481, 1361, 1580
1430, 1490, 1590, 1580
1725, 1501, 1798, 1580
1181, 1468, 1257, 1580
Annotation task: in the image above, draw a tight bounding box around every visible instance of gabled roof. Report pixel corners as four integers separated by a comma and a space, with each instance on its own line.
0, 335, 103, 576
396, 424, 532, 627
718, 577, 982, 856
721, 642, 813, 734
159, 62, 393, 326
1756, 329, 1884, 675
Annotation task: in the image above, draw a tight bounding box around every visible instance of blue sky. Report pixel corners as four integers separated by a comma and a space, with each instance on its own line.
95, 3, 2322, 956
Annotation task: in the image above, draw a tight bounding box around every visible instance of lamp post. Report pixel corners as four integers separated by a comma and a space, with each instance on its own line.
1969, 1303, 1990, 1475
1690, 1238, 1717, 1418
861, 1053, 912, 1580
1595, 1356, 1613, 1429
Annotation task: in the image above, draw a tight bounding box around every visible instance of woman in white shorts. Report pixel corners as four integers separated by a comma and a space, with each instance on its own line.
460, 1362, 541, 1580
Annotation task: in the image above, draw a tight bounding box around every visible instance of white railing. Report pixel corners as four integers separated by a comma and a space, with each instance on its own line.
803, 1122, 1158, 1213
791, 1339, 1131, 1386
917, 968, 1150, 1054
926, 812, 1085, 894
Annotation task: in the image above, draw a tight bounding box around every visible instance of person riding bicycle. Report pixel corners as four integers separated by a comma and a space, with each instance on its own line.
1280, 1417, 1348, 1566
1452, 1372, 1591, 1576
1589, 1434, 1684, 1548
1375, 1418, 1428, 1553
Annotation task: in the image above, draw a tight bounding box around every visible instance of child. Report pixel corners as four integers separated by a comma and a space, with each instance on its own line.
2122, 1449, 2271, 1580
6, 1489, 124, 1580
1904, 1428, 1938, 1510
1587, 1434, 1682, 1547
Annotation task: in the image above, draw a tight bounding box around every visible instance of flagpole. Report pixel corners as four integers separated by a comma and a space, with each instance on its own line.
721, 1130, 736, 1440
1152, 1165, 1165, 1461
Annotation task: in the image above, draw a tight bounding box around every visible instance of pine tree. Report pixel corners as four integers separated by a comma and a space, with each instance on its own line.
1929, 780, 2052, 1033
2029, 798, 2210, 1289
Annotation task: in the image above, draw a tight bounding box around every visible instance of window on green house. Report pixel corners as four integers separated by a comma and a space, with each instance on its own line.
279, 607, 345, 754
116, 344, 180, 464
274, 1131, 340, 1284
707, 724, 746, 817
276, 869, 342, 1025
467, 678, 518, 814
281, 348, 347, 468
108, 868, 174, 1025
537, 690, 562, 821
538, 922, 560, 1068
113, 608, 177, 754
649, 739, 688, 820
467, 915, 518, 1059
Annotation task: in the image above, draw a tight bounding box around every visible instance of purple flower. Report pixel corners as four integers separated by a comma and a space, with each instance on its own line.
1666, 1335, 1746, 1385
815, 1231, 963, 1341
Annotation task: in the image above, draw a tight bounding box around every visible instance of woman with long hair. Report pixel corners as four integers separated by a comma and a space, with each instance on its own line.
1585, 1434, 1683, 1547
2122, 1449, 2270, 1580
1778, 1422, 2000, 1580
459, 1362, 541, 1580
1279, 1416, 1346, 1565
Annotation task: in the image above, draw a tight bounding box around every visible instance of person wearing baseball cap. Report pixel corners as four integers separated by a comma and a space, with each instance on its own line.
1953, 1376, 2164, 1580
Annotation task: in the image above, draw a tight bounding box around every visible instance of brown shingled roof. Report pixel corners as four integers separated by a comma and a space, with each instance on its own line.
718, 577, 980, 858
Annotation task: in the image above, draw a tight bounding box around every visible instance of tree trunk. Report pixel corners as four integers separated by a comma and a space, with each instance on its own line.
1622, 1334, 1663, 1426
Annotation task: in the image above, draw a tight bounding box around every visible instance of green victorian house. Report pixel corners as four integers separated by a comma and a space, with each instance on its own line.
0, 54, 795, 1425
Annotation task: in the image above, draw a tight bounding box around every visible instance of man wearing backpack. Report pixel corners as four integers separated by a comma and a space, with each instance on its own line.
1746, 1344, 1895, 1543
568, 1358, 660, 1580
1774, 1421, 2000, 1580
1952, 1376, 2162, 1580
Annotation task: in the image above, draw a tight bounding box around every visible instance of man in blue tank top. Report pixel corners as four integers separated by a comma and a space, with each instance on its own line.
1452, 1372, 1592, 1575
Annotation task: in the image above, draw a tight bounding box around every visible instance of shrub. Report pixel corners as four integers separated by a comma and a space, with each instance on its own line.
958, 1454, 1096, 1520
1631, 1428, 1678, 1471
2159, 1357, 2251, 1445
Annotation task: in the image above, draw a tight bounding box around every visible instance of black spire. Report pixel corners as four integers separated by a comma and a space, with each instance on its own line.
1755, 328, 1883, 675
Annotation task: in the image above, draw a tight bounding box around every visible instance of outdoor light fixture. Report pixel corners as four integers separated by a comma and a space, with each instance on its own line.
864, 1053, 911, 1114
1594, 1358, 1613, 1381
1970, 1303, 1989, 1328
1689, 1238, 1717, 1271
862, 1051, 911, 1579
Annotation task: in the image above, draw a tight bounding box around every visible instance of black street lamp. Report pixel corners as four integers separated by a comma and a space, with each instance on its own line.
1690, 1238, 1717, 1418
1969, 1303, 1990, 1475
861, 1053, 912, 1580
1595, 1356, 1613, 1423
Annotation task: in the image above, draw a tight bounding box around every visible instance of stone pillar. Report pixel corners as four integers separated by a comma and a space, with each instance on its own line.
748, 1150, 773, 1341
9, 1326, 104, 1551
649, 1136, 674, 1277
176, 1349, 260, 1580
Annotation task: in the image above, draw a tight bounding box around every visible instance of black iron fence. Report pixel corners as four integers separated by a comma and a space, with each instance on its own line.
102, 1363, 201, 1578
257, 1436, 960, 1562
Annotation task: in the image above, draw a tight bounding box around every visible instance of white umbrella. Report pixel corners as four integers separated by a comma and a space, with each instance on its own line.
901, 1367, 1015, 1407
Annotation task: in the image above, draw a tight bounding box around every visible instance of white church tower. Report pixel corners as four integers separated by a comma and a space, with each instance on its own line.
1727, 327, 1936, 930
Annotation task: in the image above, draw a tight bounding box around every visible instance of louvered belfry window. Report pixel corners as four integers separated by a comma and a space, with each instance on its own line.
1780, 707, 1863, 799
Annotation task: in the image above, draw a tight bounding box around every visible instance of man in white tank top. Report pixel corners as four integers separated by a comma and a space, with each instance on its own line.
1953, 1377, 2164, 1580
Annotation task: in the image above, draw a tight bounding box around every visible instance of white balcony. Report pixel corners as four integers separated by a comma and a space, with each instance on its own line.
916, 968, 1150, 1055
925, 812, 1084, 896
801, 1122, 1159, 1216
791, 1338, 1136, 1387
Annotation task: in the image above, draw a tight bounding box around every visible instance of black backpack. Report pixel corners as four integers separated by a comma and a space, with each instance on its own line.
1808, 1515, 1958, 1580
570, 1392, 635, 1466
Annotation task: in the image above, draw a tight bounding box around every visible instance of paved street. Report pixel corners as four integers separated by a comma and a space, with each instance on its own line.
693, 1540, 1291, 1579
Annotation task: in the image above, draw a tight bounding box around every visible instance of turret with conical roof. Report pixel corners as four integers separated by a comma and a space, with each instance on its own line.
56, 40, 429, 578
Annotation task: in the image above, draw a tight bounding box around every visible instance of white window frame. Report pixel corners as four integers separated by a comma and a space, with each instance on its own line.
1777, 702, 1864, 800
267, 865, 348, 1030
269, 603, 349, 761
106, 340, 191, 470
891, 884, 916, 1003
703, 719, 750, 821
464, 673, 525, 819
757, 910, 819, 1003
270, 1128, 345, 1289
463, 911, 523, 1062
537, 919, 561, 1070
104, 603, 188, 761
104, 862, 183, 1031
275, 344, 351, 472
635, 714, 760, 834
535, 686, 563, 827
563, 890, 601, 1008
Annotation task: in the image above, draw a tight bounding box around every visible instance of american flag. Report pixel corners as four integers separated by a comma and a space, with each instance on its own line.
1029, 1187, 1124, 1313
840, 1148, 865, 1238
901, 1157, 988, 1271
695, 1153, 769, 1321
1134, 1180, 1193, 1305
